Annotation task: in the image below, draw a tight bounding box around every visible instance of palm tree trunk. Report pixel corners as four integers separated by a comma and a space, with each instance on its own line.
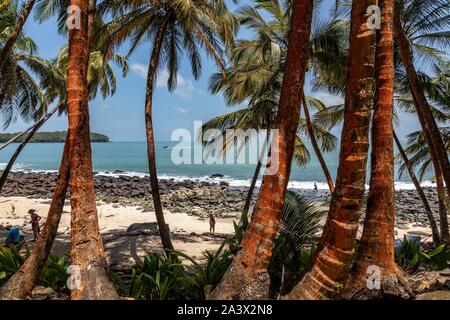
286, 0, 376, 300
0, 128, 33, 151
435, 170, 450, 244
0, 137, 70, 300
67, 0, 118, 300
0, 105, 61, 192
394, 10, 450, 200
302, 96, 335, 193
0, 0, 35, 73
241, 135, 269, 221
345, 0, 412, 299
209, 0, 314, 300
393, 132, 440, 245
144, 12, 174, 253
0, 129, 34, 193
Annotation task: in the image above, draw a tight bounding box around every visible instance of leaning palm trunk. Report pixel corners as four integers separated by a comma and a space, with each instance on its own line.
0, 0, 35, 73
144, 12, 175, 253
286, 0, 376, 300
0, 128, 33, 150
394, 11, 450, 201
67, 0, 118, 300
393, 132, 440, 245
0, 138, 70, 300
209, 0, 314, 300
302, 96, 334, 193
0, 128, 35, 193
0, 105, 61, 192
435, 170, 450, 244
241, 134, 269, 221
345, 0, 413, 299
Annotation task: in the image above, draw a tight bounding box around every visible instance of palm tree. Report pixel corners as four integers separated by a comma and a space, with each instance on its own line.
0, 43, 128, 301
287, 0, 377, 300
65, 0, 118, 300
344, 0, 413, 299
0, 7, 49, 125
398, 128, 450, 244
201, 94, 336, 223
394, 0, 450, 200
0, 26, 64, 193
394, 131, 441, 245
395, 62, 450, 244
302, 96, 335, 192
101, 0, 237, 253
209, 0, 315, 300
0, 137, 70, 300
0, 42, 127, 191
207, 0, 346, 199
312, 63, 450, 247
0, 0, 36, 73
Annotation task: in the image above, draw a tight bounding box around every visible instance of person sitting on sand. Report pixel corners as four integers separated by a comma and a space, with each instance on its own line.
4, 226, 24, 248
29, 209, 42, 242
209, 213, 216, 235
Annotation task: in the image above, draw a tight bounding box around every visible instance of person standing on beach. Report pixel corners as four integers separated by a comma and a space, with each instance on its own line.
314, 182, 318, 193
29, 209, 41, 242
209, 213, 216, 235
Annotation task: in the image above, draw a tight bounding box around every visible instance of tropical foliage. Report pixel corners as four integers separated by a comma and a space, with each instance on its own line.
0, 0, 449, 301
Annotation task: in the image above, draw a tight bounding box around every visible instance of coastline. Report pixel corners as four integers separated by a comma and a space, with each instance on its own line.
0, 171, 445, 269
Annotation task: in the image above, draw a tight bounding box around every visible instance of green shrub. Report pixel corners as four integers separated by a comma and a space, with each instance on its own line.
0, 245, 69, 292
395, 236, 445, 273
0, 245, 29, 285
175, 242, 234, 298
112, 252, 196, 300
38, 255, 70, 293
430, 247, 450, 271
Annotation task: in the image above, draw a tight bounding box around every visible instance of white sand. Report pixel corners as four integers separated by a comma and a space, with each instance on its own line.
0, 196, 238, 269
0, 196, 436, 269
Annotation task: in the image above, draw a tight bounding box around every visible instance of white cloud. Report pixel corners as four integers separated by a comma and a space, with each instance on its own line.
130, 63, 201, 99
130, 63, 148, 79
173, 107, 188, 114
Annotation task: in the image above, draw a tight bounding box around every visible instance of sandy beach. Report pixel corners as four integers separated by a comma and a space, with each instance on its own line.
0, 196, 239, 270
0, 191, 439, 271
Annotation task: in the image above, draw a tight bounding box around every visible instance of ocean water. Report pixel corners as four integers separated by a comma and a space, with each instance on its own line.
0, 141, 435, 190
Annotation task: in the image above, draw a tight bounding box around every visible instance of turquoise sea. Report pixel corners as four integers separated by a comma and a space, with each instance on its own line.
0, 141, 434, 190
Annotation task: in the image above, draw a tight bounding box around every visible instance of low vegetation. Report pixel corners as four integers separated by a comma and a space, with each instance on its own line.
0, 131, 109, 143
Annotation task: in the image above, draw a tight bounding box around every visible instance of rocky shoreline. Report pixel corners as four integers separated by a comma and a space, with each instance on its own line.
1, 172, 445, 227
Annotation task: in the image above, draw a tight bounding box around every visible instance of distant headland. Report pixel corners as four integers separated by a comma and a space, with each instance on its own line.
0, 131, 110, 143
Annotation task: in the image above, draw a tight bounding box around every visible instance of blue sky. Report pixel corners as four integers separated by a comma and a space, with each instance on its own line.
4, 0, 422, 141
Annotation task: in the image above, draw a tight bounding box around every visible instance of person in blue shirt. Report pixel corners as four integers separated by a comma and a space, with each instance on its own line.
4, 226, 24, 248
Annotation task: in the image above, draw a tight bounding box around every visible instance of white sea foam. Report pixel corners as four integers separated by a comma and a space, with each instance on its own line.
7, 167, 436, 191
93, 170, 436, 191
0, 162, 27, 170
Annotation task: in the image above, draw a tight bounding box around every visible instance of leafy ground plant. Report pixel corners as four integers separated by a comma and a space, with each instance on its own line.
395, 235, 445, 273
0, 245, 69, 292
112, 252, 197, 300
